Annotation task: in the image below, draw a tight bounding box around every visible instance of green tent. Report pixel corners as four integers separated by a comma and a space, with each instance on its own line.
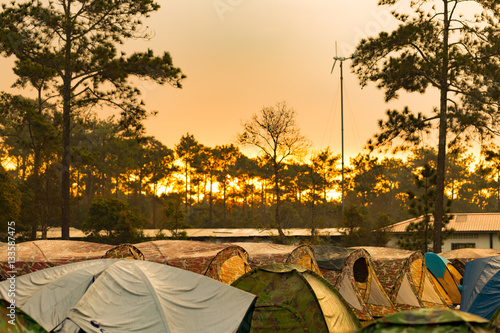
231, 263, 361, 333
0, 299, 47, 333
359, 308, 498, 333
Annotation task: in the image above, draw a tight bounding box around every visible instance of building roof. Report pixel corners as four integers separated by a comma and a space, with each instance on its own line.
36, 227, 346, 239
388, 213, 500, 233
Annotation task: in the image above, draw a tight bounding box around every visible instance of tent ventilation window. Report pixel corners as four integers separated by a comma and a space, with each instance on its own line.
353, 258, 369, 283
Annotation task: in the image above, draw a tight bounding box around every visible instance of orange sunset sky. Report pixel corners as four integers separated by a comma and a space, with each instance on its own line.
0, 0, 447, 162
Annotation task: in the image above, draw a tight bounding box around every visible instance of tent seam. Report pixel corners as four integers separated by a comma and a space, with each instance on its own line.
130, 261, 171, 332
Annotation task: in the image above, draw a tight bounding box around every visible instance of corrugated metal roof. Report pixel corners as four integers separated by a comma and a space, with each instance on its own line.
389, 213, 500, 233
37, 227, 346, 239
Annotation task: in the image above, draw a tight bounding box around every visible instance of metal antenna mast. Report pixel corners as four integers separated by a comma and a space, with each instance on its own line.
330, 42, 355, 222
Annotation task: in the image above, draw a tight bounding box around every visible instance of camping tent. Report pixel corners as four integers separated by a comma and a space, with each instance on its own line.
461, 255, 500, 320
425, 252, 463, 305
440, 248, 500, 275
490, 305, 500, 327
0, 240, 114, 281
312, 246, 395, 321
358, 247, 453, 311
358, 308, 498, 333
231, 263, 361, 333
0, 299, 48, 333
232, 242, 322, 275
134, 240, 251, 284
101, 243, 145, 260
0, 259, 256, 333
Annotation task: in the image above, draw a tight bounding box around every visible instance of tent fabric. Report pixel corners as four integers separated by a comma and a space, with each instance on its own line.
440, 248, 500, 275
312, 246, 396, 321
425, 252, 463, 305
0, 299, 48, 333
425, 252, 448, 278
134, 240, 251, 284
0, 240, 113, 281
232, 242, 322, 275
461, 255, 500, 320
231, 263, 361, 333
358, 308, 498, 333
357, 247, 452, 311
102, 243, 145, 260
0, 259, 256, 333
490, 305, 500, 327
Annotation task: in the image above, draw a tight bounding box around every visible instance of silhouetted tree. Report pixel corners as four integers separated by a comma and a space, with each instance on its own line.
0, 0, 185, 239
353, 0, 500, 252
238, 101, 309, 243
176, 133, 201, 211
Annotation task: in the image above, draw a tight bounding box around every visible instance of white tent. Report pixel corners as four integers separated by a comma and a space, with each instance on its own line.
0, 259, 256, 333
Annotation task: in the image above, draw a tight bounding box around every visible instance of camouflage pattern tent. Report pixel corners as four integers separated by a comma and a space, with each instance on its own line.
134, 240, 251, 284
0, 299, 48, 333
231, 263, 361, 333
312, 246, 396, 321
0, 240, 114, 281
359, 308, 499, 333
232, 242, 322, 275
440, 248, 500, 275
357, 247, 452, 311
102, 243, 145, 260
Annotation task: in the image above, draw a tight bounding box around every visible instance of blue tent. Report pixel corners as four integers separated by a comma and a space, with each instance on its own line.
460, 255, 500, 320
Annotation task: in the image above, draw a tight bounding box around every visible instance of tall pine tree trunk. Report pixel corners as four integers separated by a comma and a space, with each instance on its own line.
434, 0, 450, 253
61, 1, 73, 240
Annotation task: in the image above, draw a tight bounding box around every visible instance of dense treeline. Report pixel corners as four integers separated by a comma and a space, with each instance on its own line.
0, 0, 498, 249
2, 107, 500, 244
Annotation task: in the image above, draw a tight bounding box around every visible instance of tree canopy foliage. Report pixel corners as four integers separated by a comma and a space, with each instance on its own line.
1, 108, 499, 245
353, 0, 500, 252
0, 0, 185, 239
0, 1, 499, 247
238, 101, 310, 243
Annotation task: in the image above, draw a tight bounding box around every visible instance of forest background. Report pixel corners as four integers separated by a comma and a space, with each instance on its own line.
0, 0, 499, 249
2, 117, 500, 247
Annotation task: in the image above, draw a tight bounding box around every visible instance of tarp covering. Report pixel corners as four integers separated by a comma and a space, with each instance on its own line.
312, 246, 396, 321
232, 242, 322, 275
356, 247, 452, 311
232, 263, 361, 333
425, 252, 462, 305
358, 308, 498, 333
461, 255, 500, 320
0, 240, 113, 281
0, 259, 256, 333
134, 240, 251, 284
